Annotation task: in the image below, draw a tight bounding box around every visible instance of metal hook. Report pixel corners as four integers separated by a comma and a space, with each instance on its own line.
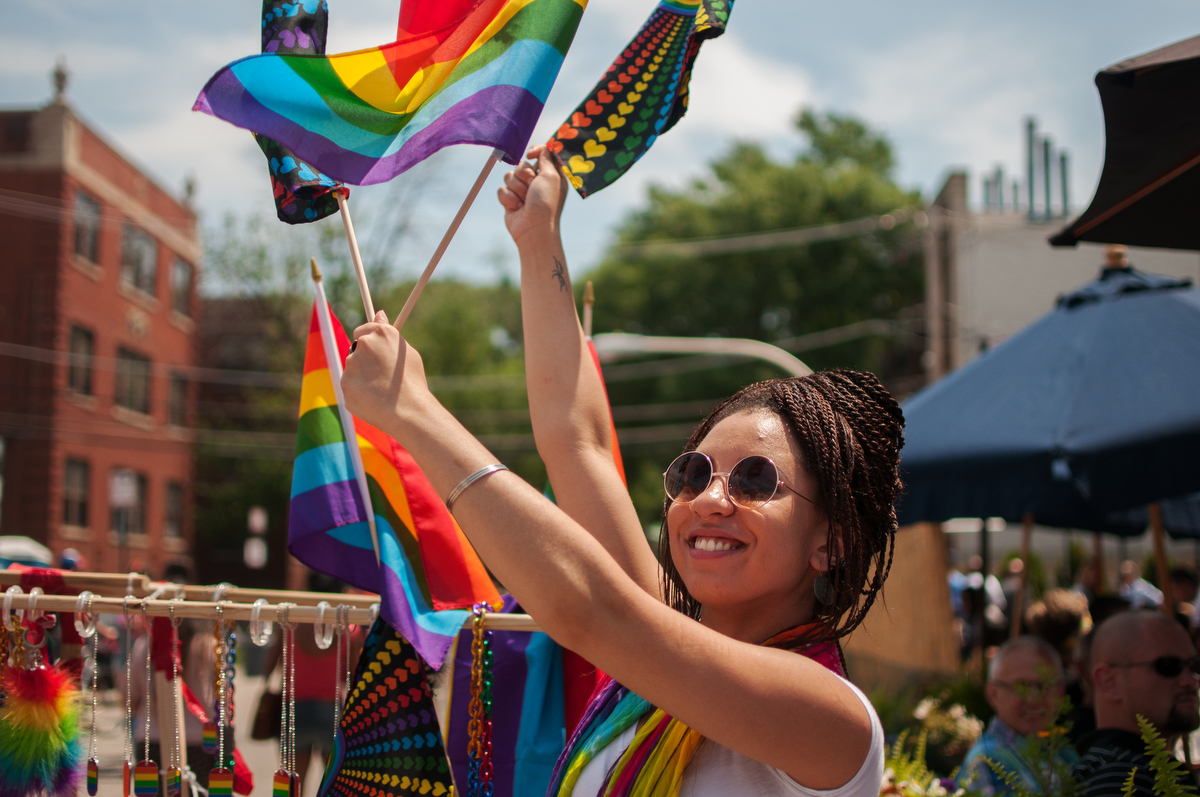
275, 601, 294, 630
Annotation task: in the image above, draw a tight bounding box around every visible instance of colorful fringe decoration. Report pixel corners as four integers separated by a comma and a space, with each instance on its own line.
288, 294, 500, 668
547, 0, 733, 197
194, 0, 588, 186
0, 665, 83, 797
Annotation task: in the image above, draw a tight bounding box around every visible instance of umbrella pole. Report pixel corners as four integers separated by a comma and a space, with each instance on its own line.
1010, 513, 1034, 638
1148, 503, 1173, 616
1093, 531, 1106, 595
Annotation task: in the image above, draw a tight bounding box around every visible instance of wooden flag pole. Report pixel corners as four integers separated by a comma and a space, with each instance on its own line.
395, 148, 504, 331
335, 190, 376, 321
1148, 502, 1173, 616
1009, 513, 1034, 638
582, 280, 594, 338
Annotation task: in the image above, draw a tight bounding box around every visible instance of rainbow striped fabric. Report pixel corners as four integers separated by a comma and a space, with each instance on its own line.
208, 767, 234, 797
548, 0, 733, 197
194, 0, 587, 186
133, 762, 158, 797
288, 294, 500, 667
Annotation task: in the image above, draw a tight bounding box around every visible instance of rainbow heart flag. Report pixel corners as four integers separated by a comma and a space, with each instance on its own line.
288, 287, 501, 667
195, 0, 587, 186
547, 0, 733, 197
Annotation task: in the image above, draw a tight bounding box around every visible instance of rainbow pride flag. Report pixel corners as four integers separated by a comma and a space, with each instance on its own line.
288, 285, 500, 667
194, 0, 587, 186
133, 762, 158, 797
208, 768, 234, 797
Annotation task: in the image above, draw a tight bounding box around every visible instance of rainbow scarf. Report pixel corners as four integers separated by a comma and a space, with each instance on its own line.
546, 623, 843, 797
288, 290, 500, 668
194, 0, 587, 186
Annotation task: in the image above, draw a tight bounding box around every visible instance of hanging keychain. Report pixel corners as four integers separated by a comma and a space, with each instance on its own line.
466, 603, 495, 797
166, 600, 184, 797
134, 602, 158, 797
77, 592, 100, 796
208, 602, 234, 797
272, 603, 293, 797
203, 585, 231, 758
121, 596, 135, 797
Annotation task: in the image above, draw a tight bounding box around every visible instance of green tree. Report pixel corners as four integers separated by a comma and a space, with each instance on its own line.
583, 108, 926, 522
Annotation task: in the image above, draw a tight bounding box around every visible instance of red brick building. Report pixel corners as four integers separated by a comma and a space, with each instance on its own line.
0, 87, 199, 577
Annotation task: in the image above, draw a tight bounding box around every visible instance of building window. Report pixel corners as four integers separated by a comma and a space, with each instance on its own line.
120, 224, 157, 296
171, 260, 192, 316
165, 482, 184, 538
0, 115, 31, 153
68, 325, 94, 395
110, 469, 146, 537
63, 459, 90, 527
168, 374, 187, 426
115, 347, 151, 415
74, 193, 102, 262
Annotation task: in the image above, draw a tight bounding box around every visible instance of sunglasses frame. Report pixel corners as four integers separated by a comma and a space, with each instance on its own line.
1110, 655, 1200, 679
663, 451, 816, 510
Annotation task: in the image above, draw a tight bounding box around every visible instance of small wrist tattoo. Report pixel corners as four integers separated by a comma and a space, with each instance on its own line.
551, 257, 567, 291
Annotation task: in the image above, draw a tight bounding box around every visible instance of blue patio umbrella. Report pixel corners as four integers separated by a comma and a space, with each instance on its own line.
898, 265, 1200, 531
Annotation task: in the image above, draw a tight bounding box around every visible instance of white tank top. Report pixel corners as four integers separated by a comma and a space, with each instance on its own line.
570, 676, 884, 797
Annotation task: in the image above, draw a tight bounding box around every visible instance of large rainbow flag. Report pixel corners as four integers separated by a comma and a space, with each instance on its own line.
194, 0, 588, 186
289, 285, 500, 667
547, 0, 733, 197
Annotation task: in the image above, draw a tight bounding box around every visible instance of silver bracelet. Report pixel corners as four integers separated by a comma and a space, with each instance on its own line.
446, 464, 510, 513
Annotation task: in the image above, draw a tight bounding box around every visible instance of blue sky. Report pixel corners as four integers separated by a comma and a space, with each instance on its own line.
4, 0, 1199, 288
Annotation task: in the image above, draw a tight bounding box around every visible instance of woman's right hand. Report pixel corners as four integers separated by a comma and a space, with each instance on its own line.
342, 311, 433, 435
498, 144, 569, 248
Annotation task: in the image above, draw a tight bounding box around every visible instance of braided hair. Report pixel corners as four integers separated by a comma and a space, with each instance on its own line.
659, 370, 905, 643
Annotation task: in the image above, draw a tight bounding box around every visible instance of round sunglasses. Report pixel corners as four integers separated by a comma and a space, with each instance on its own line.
663, 452, 816, 509
1111, 655, 1200, 679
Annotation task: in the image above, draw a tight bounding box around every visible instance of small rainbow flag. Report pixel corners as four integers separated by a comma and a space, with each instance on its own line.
288, 290, 501, 667
209, 767, 234, 797
273, 769, 292, 797
194, 0, 587, 186
201, 722, 218, 754
133, 761, 158, 797
86, 758, 99, 796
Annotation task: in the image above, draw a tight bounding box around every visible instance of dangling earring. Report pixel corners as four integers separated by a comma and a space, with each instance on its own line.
814, 574, 834, 606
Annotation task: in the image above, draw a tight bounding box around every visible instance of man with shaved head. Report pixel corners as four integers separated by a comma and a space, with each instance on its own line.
1074, 611, 1199, 797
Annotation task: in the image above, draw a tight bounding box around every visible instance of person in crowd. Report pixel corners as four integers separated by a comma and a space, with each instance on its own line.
1072, 559, 1101, 606
341, 145, 900, 796
1064, 629, 1097, 743
1025, 589, 1090, 665
957, 637, 1077, 796
1172, 566, 1198, 614
1074, 610, 1199, 797
1118, 560, 1163, 609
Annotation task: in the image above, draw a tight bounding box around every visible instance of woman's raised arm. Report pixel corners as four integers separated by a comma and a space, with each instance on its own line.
341, 328, 873, 789
497, 145, 659, 596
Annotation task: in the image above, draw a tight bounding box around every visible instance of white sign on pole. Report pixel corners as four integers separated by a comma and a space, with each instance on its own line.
110, 470, 137, 508
247, 506, 268, 536
243, 537, 268, 570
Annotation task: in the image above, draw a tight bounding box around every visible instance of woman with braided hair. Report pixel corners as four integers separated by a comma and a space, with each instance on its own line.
341, 146, 902, 797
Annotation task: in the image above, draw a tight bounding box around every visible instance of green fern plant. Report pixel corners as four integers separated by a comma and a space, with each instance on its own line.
1136, 715, 1198, 797
1122, 768, 1140, 797
884, 729, 974, 797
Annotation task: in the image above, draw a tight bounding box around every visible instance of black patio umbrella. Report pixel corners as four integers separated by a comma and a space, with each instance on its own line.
1051, 34, 1200, 250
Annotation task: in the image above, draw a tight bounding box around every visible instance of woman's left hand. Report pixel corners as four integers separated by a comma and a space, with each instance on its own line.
342, 311, 433, 435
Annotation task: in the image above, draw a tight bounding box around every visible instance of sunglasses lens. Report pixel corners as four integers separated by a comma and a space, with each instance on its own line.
1153, 656, 1198, 678
665, 453, 712, 503
728, 457, 779, 507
